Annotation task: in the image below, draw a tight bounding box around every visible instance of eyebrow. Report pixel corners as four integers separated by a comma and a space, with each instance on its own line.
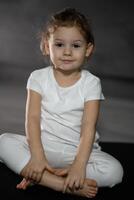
54, 39, 84, 43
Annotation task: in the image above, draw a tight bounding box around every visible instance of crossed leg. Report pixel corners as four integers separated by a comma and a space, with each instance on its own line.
17, 170, 98, 198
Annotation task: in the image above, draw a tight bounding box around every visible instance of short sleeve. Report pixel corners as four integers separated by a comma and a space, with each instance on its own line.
26, 71, 42, 95
84, 77, 105, 102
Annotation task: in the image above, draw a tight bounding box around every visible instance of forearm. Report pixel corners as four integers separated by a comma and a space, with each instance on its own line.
74, 125, 96, 167
25, 117, 45, 158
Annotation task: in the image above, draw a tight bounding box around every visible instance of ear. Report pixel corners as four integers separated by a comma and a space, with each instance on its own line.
85, 43, 94, 57
44, 40, 50, 55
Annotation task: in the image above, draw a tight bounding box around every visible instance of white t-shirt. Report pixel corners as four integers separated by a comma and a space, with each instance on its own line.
27, 66, 104, 148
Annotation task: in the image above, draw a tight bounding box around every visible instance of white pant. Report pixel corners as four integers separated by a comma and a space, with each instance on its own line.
0, 133, 123, 187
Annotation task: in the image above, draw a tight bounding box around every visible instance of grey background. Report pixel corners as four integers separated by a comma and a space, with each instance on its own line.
0, 0, 134, 143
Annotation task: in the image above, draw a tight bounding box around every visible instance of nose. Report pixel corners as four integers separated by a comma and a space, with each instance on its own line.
63, 46, 72, 56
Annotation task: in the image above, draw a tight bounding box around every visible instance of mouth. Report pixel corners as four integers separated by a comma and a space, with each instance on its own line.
61, 59, 74, 64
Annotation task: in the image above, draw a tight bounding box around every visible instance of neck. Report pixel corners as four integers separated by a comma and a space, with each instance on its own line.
52, 67, 82, 87
53, 67, 81, 77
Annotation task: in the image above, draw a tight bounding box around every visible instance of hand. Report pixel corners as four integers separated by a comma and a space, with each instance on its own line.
62, 162, 86, 193
21, 155, 54, 183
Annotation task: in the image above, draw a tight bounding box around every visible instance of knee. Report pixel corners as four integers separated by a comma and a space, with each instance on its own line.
104, 158, 124, 187
0, 133, 12, 150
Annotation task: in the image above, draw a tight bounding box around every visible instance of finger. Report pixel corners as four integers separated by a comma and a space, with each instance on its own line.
55, 169, 68, 176
68, 179, 75, 191
59, 169, 68, 176
53, 168, 62, 175
30, 171, 38, 181
80, 178, 84, 189
46, 165, 55, 173
25, 169, 32, 180
63, 183, 67, 193
21, 170, 28, 179
35, 173, 42, 183
63, 178, 70, 193
20, 167, 28, 177
74, 180, 80, 190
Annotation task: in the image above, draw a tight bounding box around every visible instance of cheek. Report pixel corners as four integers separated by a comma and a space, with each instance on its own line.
52, 48, 61, 58
75, 50, 85, 60
49, 48, 60, 62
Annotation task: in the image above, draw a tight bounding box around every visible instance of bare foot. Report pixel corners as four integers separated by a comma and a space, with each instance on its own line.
16, 173, 98, 198
69, 179, 98, 198
16, 178, 33, 190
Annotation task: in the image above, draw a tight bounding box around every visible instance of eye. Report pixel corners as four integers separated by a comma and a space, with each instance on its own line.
55, 43, 64, 47
72, 43, 81, 48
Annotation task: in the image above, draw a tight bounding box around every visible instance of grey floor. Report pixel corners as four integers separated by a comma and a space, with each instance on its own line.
0, 82, 134, 143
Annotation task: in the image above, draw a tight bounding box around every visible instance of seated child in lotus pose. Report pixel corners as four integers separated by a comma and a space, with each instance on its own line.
0, 7, 123, 198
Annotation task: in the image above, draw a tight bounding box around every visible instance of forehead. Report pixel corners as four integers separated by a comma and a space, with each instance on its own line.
49, 26, 85, 41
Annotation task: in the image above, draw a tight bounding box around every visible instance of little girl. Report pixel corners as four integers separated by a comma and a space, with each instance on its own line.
0, 8, 123, 198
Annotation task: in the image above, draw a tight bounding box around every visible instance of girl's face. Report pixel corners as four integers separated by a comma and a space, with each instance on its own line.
45, 26, 93, 72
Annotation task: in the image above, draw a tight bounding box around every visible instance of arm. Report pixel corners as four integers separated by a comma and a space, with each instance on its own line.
21, 89, 54, 182
25, 89, 44, 158
75, 100, 100, 166
63, 100, 100, 192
